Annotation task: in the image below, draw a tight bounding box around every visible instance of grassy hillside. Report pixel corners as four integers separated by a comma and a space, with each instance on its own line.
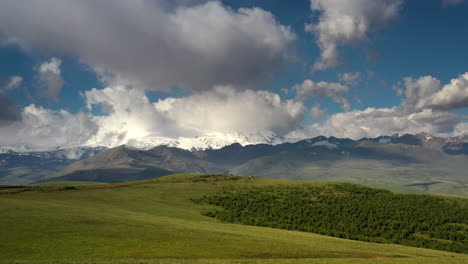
231, 156, 468, 196
0, 174, 467, 264
41, 168, 173, 184
196, 183, 468, 252
30, 181, 107, 187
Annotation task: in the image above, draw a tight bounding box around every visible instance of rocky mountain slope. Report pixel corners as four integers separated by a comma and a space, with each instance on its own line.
2, 133, 468, 195
0, 147, 104, 185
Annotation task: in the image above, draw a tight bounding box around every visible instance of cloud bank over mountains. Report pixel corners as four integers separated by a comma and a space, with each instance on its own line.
0, 0, 466, 151
0, 72, 467, 151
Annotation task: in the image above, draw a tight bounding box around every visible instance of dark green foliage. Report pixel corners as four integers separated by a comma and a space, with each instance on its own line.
196, 184, 468, 253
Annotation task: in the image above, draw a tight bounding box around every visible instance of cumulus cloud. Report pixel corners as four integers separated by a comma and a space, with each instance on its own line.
306, 0, 403, 71
287, 72, 468, 140
0, 105, 98, 150
454, 122, 468, 136
37, 57, 64, 102
0, 82, 307, 150
78, 85, 306, 149
0, 0, 295, 91
154, 86, 305, 135
85, 85, 305, 148
288, 107, 466, 140
1, 70, 468, 150
2, 75, 22, 91
0, 85, 175, 150
89, 85, 306, 146
399, 75, 442, 113
294, 79, 350, 111
396, 73, 468, 112
339, 72, 362, 86
83, 85, 189, 147
428, 73, 468, 111
310, 104, 327, 121
1, 74, 467, 150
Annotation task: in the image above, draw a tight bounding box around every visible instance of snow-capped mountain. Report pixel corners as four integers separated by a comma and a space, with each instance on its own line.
0, 146, 107, 185
2, 132, 468, 193
82, 131, 289, 151
0, 146, 106, 160
2, 131, 467, 155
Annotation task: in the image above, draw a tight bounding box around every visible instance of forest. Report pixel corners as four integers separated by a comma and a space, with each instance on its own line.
194, 183, 468, 253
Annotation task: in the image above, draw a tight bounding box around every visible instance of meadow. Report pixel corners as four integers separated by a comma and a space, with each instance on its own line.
1, 174, 467, 264
196, 183, 467, 252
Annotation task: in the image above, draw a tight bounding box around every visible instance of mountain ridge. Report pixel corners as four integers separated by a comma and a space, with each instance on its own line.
3, 131, 467, 153
2, 132, 468, 195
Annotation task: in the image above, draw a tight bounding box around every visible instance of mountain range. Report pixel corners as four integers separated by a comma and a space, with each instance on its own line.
2, 132, 468, 196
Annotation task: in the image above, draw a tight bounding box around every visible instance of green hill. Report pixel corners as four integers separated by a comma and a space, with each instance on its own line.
196, 183, 468, 253
230, 154, 468, 196
0, 174, 467, 264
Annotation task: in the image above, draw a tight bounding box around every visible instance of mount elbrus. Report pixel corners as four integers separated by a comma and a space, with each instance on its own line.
1, 132, 467, 196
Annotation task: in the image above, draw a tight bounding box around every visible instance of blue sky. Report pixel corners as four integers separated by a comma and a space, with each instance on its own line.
0, 0, 467, 150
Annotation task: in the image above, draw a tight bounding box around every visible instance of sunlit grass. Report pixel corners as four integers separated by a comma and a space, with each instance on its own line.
0, 174, 466, 264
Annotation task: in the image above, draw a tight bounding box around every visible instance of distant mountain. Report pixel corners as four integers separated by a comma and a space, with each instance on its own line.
229, 133, 468, 196
49, 145, 224, 183
2, 133, 468, 195
371, 132, 468, 152
82, 131, 288, 151
0, 147, 105, 185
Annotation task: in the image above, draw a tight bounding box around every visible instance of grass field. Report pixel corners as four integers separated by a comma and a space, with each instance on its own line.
0, 174, 467, 264
231, 159, 468, 196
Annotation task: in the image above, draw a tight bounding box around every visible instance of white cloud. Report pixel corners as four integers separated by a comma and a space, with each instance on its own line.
294, 79, 350, 111
307, 0, 403, 71
399, 75, 442, 113
0, 0, 295, 91
1, 72, 468, 151
84, 85, 189, 148
339, 72, 362, 86
288, 107, 466, 140
396, 73, 468, 112
0, 105, 98, 150
428, 73, 468, 111
73, 85, 306, 149
0, 83, 307, 150
310, 104, 327, 121
37, 57, 64, 102
2, 75, 22, 91
154, 86, 305, 136
287, 72, 468, 140
454, 122, 468, 136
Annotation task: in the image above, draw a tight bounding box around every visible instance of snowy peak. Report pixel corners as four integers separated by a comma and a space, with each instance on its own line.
310, 141, 339, 149
82, 131, 288, 151
2, 132, 468, 155
0, 146, 105, 160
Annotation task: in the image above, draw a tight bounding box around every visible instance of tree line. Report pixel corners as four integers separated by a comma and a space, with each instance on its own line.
194, 183, 468, 253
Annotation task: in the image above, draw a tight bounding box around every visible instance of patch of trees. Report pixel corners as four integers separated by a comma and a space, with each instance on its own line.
194, 184, 468, 253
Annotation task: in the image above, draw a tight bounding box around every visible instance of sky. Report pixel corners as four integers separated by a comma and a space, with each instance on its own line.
0, 0, 467, 151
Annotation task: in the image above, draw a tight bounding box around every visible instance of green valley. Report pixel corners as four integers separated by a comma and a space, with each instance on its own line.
1, 174, 467, 264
